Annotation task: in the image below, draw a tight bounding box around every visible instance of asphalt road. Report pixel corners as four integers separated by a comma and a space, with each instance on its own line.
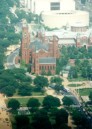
49, 85, 80, 106
61, 90, 80, 106
6, 48, 19, 69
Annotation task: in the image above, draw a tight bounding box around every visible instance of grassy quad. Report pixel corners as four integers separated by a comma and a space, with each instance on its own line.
76, 88, 92, 96
68, 84, 82, 87
68, 77, 88, 82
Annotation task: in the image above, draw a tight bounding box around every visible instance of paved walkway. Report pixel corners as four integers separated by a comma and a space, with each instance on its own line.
8, 95, 45, 99
0, 94, 12, 129
62, 77, 92, 89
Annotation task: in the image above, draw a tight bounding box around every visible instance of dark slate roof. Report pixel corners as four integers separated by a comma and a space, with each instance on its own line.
30, 39, 49, 51
39, 57, 56, 64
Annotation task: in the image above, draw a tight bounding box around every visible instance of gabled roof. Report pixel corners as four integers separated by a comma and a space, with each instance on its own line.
39, 57, 56, 64
30, 38, 49, 51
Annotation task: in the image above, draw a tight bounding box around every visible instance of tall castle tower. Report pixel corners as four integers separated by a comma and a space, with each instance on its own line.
21, 25, 30, 64
76, 34, 81, 47
49, 36, 59, 58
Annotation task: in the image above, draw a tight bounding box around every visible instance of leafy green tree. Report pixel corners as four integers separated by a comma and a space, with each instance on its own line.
34, 76, 48, 90
87, 66, 92, 80
54, 84, 64, 93
68, 66, 78, 78
1, 86, 16, 96
15, 115, 30, 129
47, 70, 52, 75
88, 47, 92, 58
43, 95, 61, 108
18, 85, 32, 96
7, 99, 20, 110
32, 109, 52, 129
89, 92, 92, 101
27, 98, 40, 108
58, 124, 71, 129
72, 109, 87, 127
81, 67, 88, 78
50, 76, 63, 84
55, 109, 68, 126
62, 96, 74, 106
81, 0, 86, 4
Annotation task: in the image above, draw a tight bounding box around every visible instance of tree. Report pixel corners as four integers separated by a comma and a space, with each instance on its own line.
72, 109, 87, 127
68, 66, 78, 79
34, 76, 48, 90
18, 84, 32, 96
1, 86, 16, 96
81, 0, 86, 4
7, 99, 20, 110
32, 109, 52, 129
15, 115, 30, 129
62, 96, 74, 106
55, 109, 68, 126
27, 98, 40, 108
43, 95, 61, 108
50, 76, 63, 85
58, 124, 71, 129
89, 92, 92, 101
87, 65, 92, 80
54, 84, 64, 94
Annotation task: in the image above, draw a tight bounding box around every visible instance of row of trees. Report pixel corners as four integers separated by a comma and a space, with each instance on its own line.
7, 95, 75, 111
14, 108, 69, 129
68, 59, 92, 80
0, 68, 32, 96
56, 46, 92, 80
0, 68, 64, 97
7, 96, 70, 129
8, 96, 90, 129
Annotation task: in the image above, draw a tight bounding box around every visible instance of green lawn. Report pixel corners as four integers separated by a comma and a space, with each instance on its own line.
14, 91, 46, 97
68, 77, 88, 82
76, 88, 92, 96
32, 92, 46, 96
6, 97, 44, 107
68, 84, 82, 87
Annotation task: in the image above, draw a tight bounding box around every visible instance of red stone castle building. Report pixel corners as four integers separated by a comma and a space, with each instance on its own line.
20, 25, 59, 74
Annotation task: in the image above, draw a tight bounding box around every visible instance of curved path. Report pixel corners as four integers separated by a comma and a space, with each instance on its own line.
6, 48, 20, 69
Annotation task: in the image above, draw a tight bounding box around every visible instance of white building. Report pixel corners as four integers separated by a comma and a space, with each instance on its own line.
25, 0, 76, 14
20, 0, 89, 29
42, 10, 89, 29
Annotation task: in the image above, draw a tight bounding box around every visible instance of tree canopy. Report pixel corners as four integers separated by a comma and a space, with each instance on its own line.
43, 95, 61, 108
34, 76, 48, 90
62, 96, 74, 106
55, 109, 69, 126
7, 99, 20, 110
50, 76, 63, 84
0, 69, 32, 96
27, 98, 40, 108
89, 92, 92, 101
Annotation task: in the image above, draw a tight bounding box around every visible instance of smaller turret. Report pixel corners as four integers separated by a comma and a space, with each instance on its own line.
76, 33, 81, 47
